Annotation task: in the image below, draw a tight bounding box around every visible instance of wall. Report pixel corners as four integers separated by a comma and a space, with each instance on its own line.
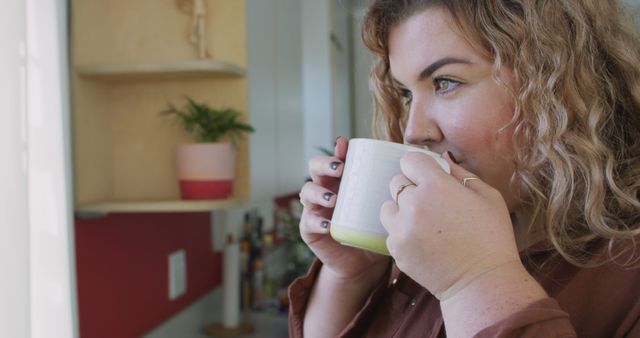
75, 213, 221, 338
27, 0, 78, 336
351, 8, 374, 139
0, 1, 30, 336
331, 0, 354, 138
248, 0, 305, 201
623, 0, 640, 11
0, 0, 78, 337
302, 0, 336, 164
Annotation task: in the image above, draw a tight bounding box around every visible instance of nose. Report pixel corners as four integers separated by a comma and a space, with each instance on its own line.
403, 102, 443, 147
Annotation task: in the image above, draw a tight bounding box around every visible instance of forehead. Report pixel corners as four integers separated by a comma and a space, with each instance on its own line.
391, 7, 456, 42
388, 8, 485, 76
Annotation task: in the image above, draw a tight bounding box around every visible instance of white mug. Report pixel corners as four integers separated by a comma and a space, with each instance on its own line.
330, 138, 451, 255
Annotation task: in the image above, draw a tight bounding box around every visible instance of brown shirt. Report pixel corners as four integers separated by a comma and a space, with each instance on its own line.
288, 244, 640, 337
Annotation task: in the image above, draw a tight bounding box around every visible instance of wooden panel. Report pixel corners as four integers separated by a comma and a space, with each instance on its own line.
76, 198, 242, 213
73, 0, 246, 66
71, 0, 250, 208
77, 60, 245, 81
72, 79, 113, 203
108, 78, 249, 201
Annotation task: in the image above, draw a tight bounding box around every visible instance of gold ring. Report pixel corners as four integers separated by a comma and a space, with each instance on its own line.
462, 176, 480, 187
395, 183, 416, 203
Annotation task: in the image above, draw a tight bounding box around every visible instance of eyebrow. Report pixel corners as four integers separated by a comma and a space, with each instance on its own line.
419, 57, 472, 80
394, 57, 473, 87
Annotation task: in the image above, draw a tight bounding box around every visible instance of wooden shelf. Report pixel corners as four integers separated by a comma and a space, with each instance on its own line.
76, 198, 244, 214
76, 60, 246, 81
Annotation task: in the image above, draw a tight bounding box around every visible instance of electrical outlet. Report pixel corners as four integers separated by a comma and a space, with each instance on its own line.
168, 249, 187, 300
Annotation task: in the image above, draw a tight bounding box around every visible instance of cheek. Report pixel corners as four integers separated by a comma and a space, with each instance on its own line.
444, 99, 514, 154
444, 90, 519, 204
463, 87, 516, 152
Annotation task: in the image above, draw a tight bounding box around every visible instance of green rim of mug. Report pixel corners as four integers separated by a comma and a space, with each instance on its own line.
330, 224, 390, 256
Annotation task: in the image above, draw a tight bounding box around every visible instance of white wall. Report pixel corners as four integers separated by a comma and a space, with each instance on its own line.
0, 1, 30, 336
331, 0, 353, 139
249, 0, 305, 201
302, 0, 335, 163
26, 0, 78, 336
0, 0, 77, 337
623, 0, 640, 10
351, 8, 374, 138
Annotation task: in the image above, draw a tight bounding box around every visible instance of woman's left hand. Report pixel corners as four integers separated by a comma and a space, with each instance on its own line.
380, 151, 522, 301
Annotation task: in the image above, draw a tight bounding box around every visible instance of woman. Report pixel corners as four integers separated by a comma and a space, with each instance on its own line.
292, 0, 640, 337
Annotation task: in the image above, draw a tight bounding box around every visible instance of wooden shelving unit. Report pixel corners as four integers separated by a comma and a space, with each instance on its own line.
71, 0, 250, 214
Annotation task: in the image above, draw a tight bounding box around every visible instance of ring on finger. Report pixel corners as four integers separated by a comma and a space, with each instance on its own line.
462, 176, 480, 187
395, 182, 416, 203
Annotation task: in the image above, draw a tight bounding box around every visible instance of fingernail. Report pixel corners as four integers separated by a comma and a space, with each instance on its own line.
446, 151, 459, 164
323, 192, 334, 201
334, 136, 341, 148
330, 161, 342, 170
320, 220, 330, 229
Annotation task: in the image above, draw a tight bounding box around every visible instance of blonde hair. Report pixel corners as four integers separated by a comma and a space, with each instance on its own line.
362, 0, 640, 267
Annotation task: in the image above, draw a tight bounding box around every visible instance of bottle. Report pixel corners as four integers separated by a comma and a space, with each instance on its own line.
263, 274, 273, 300
251, 257, 264, 309
262, 233, 273, 253
252, 216, 263, 251
249, 215, 263, 275
239, 241, 250, 276
239, 240, 250, 312
242, 212, 252, 243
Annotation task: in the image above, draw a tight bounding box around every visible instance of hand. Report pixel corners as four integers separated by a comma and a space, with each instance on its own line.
380, 151, 522, 300
299, 136, 390, 283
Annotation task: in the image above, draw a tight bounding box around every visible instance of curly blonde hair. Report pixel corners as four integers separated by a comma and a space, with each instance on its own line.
362, 0, 640, 267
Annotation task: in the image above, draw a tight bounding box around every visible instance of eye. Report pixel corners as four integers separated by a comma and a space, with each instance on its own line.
433, 78, 461, 95
400, 88, 413, 107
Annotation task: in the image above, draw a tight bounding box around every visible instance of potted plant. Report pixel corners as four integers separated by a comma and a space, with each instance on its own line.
161, 97, 254, 200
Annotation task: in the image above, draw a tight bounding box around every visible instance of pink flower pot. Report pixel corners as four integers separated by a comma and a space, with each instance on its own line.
176, 143, 236, 200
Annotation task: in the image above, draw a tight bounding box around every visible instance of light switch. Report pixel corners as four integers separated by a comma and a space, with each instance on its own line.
168, 249, 187, 300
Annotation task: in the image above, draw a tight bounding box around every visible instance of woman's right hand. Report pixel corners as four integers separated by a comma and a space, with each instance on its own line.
299, 136, 390, 283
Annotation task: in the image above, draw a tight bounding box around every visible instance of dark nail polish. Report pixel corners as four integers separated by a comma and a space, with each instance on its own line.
320, 220, 330, 229
323, 192, 334, 201
446, 151, 459, 164
334, 136, 341, 148
330, 161, 341, 170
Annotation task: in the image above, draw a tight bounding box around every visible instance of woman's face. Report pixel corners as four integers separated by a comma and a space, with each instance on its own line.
388, 7, 520, 210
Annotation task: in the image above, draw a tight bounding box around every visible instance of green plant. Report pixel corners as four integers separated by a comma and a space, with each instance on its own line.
161, 97, 254, 144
